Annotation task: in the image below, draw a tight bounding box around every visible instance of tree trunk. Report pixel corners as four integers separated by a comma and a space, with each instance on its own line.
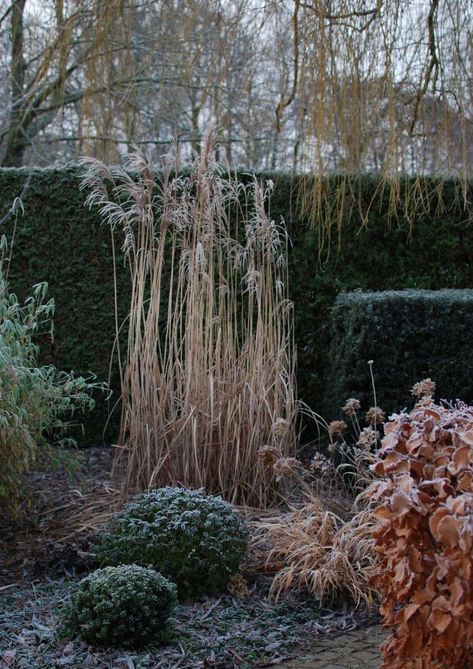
2, 0, 27, 167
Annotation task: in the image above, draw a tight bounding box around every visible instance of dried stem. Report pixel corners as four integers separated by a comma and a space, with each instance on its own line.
81, 127, 298, 507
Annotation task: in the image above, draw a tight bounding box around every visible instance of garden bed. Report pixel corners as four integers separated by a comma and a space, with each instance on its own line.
0, 579, 378, 669
0, 448, 379, 668
0, 448, 118, 587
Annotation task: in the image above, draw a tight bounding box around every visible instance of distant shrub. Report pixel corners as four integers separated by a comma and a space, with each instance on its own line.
61, 564, 177, 648
326, 289, 473, 418
370, 400, 473, 668
98, 487, 249, 598
0, 248, 99, 506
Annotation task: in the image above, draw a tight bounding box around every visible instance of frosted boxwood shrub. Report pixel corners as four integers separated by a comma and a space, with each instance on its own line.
98, 487, 249, 598
61, 564, 177, 648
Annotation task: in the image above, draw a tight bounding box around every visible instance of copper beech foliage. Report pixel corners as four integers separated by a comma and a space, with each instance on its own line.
369, 401, 473, 669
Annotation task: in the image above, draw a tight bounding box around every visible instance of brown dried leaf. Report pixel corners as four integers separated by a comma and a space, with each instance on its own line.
429, 607, 451, 633
449, 445, 473, 474
430, 510, 460, 547
457, 471, 473, 491
391, 491, 413, 516
457, 429, 473, 446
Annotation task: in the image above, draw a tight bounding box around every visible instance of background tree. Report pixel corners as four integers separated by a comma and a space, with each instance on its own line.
0, 1, 141, 166
0, 0, 472, 196
271, 0, 473, 177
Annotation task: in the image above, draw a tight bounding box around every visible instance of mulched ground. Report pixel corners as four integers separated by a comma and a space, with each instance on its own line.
0, 579, 379, 669
0, 448, 118, 588
0, 447, 379, 669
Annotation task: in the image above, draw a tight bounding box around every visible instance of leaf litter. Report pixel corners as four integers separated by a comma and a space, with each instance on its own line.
0, 579, 378, 669
0, 447, 379, 668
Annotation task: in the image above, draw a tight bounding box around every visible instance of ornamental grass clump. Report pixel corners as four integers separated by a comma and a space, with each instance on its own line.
251, 499, 377, 606
81, 126, 297, 507
369, 393, 473, 668
0, 240, 98, 507
98, 487, 248, 599
61, 564, 177, 649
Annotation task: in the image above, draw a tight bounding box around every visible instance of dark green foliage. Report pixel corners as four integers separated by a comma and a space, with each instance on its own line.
0, 262, 99, 505
325, 289, 473, 417
98, 487, 249, 599
61, 564, 177, 649
1, 167, 473, 442
0, 166, 129, 445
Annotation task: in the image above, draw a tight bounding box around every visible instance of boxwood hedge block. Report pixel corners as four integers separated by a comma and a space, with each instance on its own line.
326, 289, 473, 418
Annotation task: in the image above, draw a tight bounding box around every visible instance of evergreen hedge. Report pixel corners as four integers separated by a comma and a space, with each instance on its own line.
1, 167, 472, 443
325, 290, 473, 417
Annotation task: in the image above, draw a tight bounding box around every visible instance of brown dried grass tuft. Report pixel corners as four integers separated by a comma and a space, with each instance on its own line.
81, 126, 298, 507
250, 498, 377, 606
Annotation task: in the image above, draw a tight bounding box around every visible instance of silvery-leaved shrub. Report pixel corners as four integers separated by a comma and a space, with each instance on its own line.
61, 564, 177, 648
98, 487, 249, 598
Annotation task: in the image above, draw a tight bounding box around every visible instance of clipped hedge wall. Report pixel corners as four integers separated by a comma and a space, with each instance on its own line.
1, 167, 473, 443
326, 289, 473, 417
0, 167, 129, 444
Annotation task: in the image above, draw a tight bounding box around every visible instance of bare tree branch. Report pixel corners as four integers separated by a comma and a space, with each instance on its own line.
275, 0, 300, 132
410, 0, 440, 134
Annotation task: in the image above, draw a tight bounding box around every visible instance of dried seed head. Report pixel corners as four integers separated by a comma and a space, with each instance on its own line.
365, 406, 386, 425
244, 268, 260, 292
272, 417, 288, 438
257, 445, 281, 469
310, 452, 331, 475
357, 427, 379, 450
227, 573, 251, 597
195, 241, 206, 267
417, 395, 434, 406
273, 457, 300, 481
328, 420, 347, 438
411, 378, 436, 399
342, 398, 361, 416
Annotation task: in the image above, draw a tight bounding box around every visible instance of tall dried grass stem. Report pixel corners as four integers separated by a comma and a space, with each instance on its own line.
81, 127, 298, 507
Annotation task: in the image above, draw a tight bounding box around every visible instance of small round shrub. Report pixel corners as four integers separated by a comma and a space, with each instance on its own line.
61, 564, 177, 649
98, 487, 249, 598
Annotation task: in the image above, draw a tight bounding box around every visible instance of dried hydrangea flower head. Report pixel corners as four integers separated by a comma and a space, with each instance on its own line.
357, 427, 379, 450
328, 420, 347, 438
365, 406, 385, 425
273, 456, 300, 481
257, 445, 281, 469
342, 398, 361, 416
411, 378, 436, 399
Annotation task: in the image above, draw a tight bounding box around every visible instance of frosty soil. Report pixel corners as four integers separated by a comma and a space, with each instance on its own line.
0, 449, 379, 668
0, 580, 378, 669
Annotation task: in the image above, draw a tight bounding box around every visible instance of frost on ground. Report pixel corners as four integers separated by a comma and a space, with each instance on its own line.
0, 580, 376, 669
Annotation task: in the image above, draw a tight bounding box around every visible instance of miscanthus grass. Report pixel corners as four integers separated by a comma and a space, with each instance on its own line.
81, 127, 298, 507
